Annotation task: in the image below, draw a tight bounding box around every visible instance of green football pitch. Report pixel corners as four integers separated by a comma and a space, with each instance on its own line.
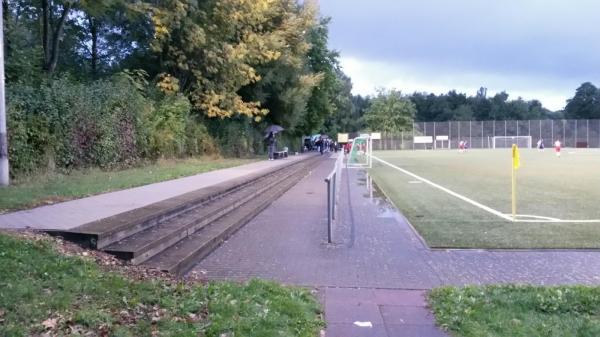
369, 148, 600, 249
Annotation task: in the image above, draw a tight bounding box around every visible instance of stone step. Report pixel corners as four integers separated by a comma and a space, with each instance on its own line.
49, 156, 312, 249
142, 166, 307, 275
102, 161, 308, 264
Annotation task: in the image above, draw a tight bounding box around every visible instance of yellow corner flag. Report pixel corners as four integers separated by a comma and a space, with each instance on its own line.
511, 144, 520, 221
512, 144, 520, 170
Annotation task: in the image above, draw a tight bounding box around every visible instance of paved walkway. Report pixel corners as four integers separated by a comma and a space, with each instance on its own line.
0, 155, 307, 230
193, 154, 600, 336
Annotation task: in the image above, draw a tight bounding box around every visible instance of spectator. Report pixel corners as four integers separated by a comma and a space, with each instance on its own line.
267, 132, 275, 160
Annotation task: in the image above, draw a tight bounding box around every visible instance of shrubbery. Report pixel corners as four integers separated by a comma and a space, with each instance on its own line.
7, 76, 219, 176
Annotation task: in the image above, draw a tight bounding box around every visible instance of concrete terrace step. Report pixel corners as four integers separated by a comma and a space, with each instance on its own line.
143, 165, 308, 275
51, 156, 314, 249
102, 160, 311, 265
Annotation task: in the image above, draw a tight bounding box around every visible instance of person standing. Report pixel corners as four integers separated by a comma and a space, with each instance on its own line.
554, 139, 561, 157
267, 132, 276, 160
537, 138, 544, 151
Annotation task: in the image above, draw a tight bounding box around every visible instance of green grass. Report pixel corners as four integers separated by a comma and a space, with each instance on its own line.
0, 157, 257, 212
0, 232, 324, 336
370, 149, 600, 248
429, 285, 600, 337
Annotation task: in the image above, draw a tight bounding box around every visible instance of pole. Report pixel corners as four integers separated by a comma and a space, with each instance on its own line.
469, 120, 472, 147
412, 123, 415, 150
512, 163, 516, 221
481, 122, 484, 148
449, 121, 452, 149
0, 3, 8, 187
326, 177, 332, 243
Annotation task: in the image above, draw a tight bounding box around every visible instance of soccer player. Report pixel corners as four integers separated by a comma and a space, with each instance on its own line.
537, 138, 544, 151
458, 140, 464, 152
554, 139, 561, 157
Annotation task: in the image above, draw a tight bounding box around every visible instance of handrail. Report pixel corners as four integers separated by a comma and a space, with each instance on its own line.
324, 153, 344, 243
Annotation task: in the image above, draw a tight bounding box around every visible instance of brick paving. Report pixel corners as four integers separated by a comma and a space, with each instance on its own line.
0, 155, 306, 231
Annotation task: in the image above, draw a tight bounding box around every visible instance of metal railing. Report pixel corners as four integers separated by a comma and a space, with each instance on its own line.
325, 153, 343, 243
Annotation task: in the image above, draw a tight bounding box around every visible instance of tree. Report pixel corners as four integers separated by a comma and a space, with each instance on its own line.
364, 89, 415, 132
565, 82, 600, 119
41, 0, 73, 73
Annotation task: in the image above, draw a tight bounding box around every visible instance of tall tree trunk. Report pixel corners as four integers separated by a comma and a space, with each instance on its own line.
88, 15, 98, 78
41, 0, 50, 67
43, 1, 72, 74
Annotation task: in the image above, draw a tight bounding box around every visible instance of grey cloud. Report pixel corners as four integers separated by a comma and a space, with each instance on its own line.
319, 0, 600, 80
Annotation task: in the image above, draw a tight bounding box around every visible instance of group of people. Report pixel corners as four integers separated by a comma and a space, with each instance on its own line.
315, 137, 338, 155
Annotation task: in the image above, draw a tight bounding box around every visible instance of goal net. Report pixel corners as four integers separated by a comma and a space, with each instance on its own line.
492, 136, 532, 149
347, 136, 372, 168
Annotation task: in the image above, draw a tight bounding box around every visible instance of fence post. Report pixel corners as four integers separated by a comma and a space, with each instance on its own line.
587, 119, 589, 147
563, 121, 566, 146
551, 120, 554, 142
433, 122, 436, 149
575, 120, 578, 148
401, 131, 404, 149
481, 122, 484, 148
504, 120, 507, 137
449, 121, 452, 149
469, 120, 472, 147
412, 123, 415, 150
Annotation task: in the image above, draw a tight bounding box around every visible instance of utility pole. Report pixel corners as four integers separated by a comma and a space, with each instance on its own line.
0, 3, 8, 186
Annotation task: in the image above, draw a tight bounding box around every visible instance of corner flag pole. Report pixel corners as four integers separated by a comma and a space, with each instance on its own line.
511, 144, 520, 221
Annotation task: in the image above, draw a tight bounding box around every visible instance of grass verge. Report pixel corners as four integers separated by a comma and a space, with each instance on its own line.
0, 232, 323, 336
0, 157, 257, 212
429, 285, 600, 337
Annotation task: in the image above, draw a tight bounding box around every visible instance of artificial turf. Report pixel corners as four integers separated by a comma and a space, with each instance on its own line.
369, 149, 600, 249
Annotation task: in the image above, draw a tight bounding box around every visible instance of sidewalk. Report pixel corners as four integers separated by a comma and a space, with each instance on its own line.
0, 155, 308, 231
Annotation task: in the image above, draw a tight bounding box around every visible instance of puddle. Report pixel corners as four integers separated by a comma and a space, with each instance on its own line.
357, 171, 405, 221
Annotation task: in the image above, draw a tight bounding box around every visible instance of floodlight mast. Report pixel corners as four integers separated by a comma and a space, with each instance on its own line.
0, 3, 8, 187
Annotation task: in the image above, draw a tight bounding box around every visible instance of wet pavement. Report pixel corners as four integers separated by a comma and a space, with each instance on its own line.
191, 154, 600, 336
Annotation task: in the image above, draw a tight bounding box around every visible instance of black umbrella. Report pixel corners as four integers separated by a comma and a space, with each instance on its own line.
265, 124, 285, 134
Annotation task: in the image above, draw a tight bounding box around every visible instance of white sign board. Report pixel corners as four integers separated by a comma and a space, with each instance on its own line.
414, 136, 433, 144
370, 132, 381, 140
436, 135, 449, 141
338, 133, 349, 143
359, 133, 370, 138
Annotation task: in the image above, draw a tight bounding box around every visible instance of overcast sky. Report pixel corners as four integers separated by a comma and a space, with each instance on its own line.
318, 0, 600, 111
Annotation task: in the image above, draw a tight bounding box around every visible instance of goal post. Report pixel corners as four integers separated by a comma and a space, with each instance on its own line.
347, 136, 372, 168
492, 136, 532, 149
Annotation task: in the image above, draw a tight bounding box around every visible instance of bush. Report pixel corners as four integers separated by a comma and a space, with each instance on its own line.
7, 76, 219, 177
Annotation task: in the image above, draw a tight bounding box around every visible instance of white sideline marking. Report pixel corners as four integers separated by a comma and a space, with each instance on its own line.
371, 155, 600, 224
372, 155, 513, 221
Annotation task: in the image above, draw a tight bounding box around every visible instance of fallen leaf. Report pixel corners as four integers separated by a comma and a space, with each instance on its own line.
42, 317, 58, 330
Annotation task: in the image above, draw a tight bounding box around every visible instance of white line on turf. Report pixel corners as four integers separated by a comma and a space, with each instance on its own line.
371, 155, 514, 222
371, 155, 600, 224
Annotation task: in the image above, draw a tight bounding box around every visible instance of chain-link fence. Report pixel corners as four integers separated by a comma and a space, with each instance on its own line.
372, 119, 600, 150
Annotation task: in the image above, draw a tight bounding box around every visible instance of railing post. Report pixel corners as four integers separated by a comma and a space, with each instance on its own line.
332, 172, 336, 220
326, 177, 332, 243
